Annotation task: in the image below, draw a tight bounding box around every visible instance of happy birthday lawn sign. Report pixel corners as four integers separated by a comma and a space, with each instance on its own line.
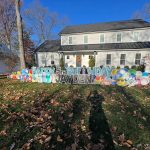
9, 66, 150, 87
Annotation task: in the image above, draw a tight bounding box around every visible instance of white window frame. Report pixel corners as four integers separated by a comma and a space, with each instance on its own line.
84, 35, 88, 44
106, 54, 111, 65
100, 34, 105, 43
135, 53, 141, 65
116, 33, 122, 42
120, 54, 126, 65
133, 32, 139, 42
68, 36, 73, 45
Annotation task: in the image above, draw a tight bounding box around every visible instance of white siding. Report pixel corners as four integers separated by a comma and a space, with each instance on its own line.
61, 28, 150, 45
37, 52, 59, 67
95, 50, 150, 67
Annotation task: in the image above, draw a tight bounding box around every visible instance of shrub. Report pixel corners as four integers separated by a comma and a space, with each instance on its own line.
60, 57, 65, 70
136, 65, 145, 72
131, 65, 137, 70
116, 66, 120, 69
124, 66, 129, 70
89, 56, 95, 68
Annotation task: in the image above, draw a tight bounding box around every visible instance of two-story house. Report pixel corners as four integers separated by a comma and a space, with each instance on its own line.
35, 19, 150, 68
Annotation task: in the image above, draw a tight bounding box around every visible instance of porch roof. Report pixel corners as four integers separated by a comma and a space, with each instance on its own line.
60, 42, 150, 51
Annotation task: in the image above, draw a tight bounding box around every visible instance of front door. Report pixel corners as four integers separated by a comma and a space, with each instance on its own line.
76, 55, 82, 67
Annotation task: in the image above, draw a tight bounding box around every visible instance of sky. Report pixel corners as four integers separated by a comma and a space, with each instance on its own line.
23, 0, 150, 39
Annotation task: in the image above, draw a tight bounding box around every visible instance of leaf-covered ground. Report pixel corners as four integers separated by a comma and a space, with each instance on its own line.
0, 79, 150, 150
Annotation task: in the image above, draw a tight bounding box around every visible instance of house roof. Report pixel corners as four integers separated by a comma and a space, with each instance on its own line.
61, 42, 150, 51
35, 40, 61, 52
60, 19, 150, 35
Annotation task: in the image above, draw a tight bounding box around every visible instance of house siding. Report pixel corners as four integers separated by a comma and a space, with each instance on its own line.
37, 52, 59, 67
95, 50, 150, 67
61, 28, 150, 45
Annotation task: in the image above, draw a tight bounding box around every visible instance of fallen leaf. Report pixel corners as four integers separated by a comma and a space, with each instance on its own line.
44, 136, 52, 143
118, 133, 125, 143
122, 142, 132, 148
71, 143, 77, 150
68, 113, 73, 118
127, 140, 133, 145
57, 135, 63, 142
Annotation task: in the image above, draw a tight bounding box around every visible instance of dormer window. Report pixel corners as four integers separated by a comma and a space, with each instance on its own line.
69, 36, 72, 44
116, 33, 122, 42
84, 35, 88, 44
100, 34, 105, 43
133, 32, 139, 41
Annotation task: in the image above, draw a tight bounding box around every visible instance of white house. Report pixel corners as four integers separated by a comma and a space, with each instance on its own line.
35, 19, 150, 68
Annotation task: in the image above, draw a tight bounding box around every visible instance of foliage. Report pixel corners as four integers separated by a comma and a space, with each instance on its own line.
131, 65, 137, 70
124, 66, 129, 69
116, 66, 120, 69
23, 30, 35, 67
136, 65, 145, 72
60, 57, 65, 70
89, 56, 95, 68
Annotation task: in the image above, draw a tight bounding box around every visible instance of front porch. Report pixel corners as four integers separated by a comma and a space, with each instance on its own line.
59, 51, 97, 67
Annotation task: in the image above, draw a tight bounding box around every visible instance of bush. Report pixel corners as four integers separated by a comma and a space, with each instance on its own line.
124, 66, 129, 70
89, 56, 95, 68
136, 65, 145, 72
116, 66, 120, 69
131, 65, 137, 70
60, 57, 65, 70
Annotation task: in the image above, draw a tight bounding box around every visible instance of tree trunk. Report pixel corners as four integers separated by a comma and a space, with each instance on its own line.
15, 0, 25, 69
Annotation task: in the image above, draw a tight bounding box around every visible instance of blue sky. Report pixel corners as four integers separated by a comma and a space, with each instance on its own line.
24, 0, 149, 24
23, 0, 150, 40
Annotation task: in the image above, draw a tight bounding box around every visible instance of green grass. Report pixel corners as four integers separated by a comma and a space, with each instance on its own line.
0, 79, 150, 150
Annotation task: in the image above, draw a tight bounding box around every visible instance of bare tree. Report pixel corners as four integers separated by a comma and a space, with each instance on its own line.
24, 0, 68, 45
15, 0, 25, 69
132, 3, 150, 20
0, 0, 16, 50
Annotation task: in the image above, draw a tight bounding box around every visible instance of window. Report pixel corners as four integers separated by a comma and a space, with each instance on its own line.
51, 61, 55, 65
67, 55, 70, 59
84, 35, 88, 44
120, 54, 126, 65
100, 34, 105, 43
135, 53, 141, 65
69, 36, 72, 44
117, 33, 122, 42
106, 54, 111, 65
133, 32, 139, 41
51, 54, 54, 60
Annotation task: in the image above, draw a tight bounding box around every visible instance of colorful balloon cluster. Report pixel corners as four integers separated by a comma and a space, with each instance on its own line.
9, 67, 150, 86
9, 67, 58, 83
111, 68, 149, 86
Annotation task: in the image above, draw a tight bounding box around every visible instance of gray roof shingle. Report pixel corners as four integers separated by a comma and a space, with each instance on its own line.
60, 19, 150, 34
35, 40, 61, 52
61, 42, 150, 51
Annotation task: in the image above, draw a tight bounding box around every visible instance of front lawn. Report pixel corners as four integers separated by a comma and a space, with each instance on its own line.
0, 79, 150, 150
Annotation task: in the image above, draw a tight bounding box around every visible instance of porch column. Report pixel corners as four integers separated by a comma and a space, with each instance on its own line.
94, 51, 96, 59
